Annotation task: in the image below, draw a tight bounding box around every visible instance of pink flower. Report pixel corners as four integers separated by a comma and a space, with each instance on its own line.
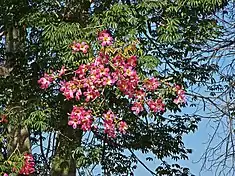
117, 75, 139, 98
131, 102, 144, 114
118, 121, 128, 134
83, 88, 100, 102
75, 89, 82, 101
147, 99, 165, 112
71, 41, 89, 54
112, 55, 125, 67
71, 41, 81, 52
19, 153, 35, 175
38, 73, 54, 89
79, 42, 89, 54
81, 114, 93, 131
3, 173, 8, 176
117, 80, 129, 93
174, 86, 186, 104
64, 90, 74, 100
134, 89, 145, 100
38, 77, 50, 89
104, 120, 116, 138
143, 78, 160, 91
123, 67, 136, 77
75, 64, 88, 79
98, 30, 113, 46
173, 96, 185, 104
59, 78, 85, 101
103, 110, 116, 122
126, 56, 137, 67
174, 85, 182, 91
58, 66, 67, 77
102, 76, 115, 86
68, 117, 79, 129
68, 106, 93, 131
61, 81, 78, 100
98, 65, 110, 77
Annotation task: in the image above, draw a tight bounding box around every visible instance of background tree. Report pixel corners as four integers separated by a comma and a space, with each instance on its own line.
0, 0, 35, 174
181, 1, 235, 175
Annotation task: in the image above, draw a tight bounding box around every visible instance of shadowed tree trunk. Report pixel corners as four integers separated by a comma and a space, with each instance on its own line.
5, 24, 32, 155
51, 127, 82, 176
50, 1, 90, 175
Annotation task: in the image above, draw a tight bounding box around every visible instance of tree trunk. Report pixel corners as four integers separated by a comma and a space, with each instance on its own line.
51, 127, 82, 176
5, 24, 31, 155
51, 1, 90, 175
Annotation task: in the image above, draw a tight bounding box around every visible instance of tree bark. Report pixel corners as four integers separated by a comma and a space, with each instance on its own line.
51, 127, 82, 176
5, 24, 31, 155
50, 1, 90, 175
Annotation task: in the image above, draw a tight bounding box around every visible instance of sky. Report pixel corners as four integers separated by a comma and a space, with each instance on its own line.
134, 79, 231, 176
133, 119, 217, 176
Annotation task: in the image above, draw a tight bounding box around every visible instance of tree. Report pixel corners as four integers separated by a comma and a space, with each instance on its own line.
182, 1, 235, 175
0, 0, 230, 175
0, 0, 35, 174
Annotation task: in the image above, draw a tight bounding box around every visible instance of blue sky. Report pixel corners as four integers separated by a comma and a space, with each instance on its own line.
133, 119, 215, 176
133, 81, 230, 176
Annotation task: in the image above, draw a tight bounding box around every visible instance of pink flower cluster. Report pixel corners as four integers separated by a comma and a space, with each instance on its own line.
98, 30, 113, 46
38, 30, 187, 138
103, 110, 127, 138
113, 55, 139, 97
147, 99, 165, 112
143, 78, 160, 91
38, 67, 67, 89
37, 73, 54, 89
110, 55, 166, 115
19, 153, 35, 175
59, 52, 167, 134
68, 106, 93, 131
173, 85, 186, 104
59, 54, 112, 102
68, 107, 128, 138
71, 41, 89, 54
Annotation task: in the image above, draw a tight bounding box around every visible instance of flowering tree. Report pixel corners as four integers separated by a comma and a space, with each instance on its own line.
36, 30, 189, 175
0, 0, 230, 176
38, 30, 186, 137
0, 28, 189, 175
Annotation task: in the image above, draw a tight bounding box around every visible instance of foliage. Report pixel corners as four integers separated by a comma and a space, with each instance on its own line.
0, 0, 231, 175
